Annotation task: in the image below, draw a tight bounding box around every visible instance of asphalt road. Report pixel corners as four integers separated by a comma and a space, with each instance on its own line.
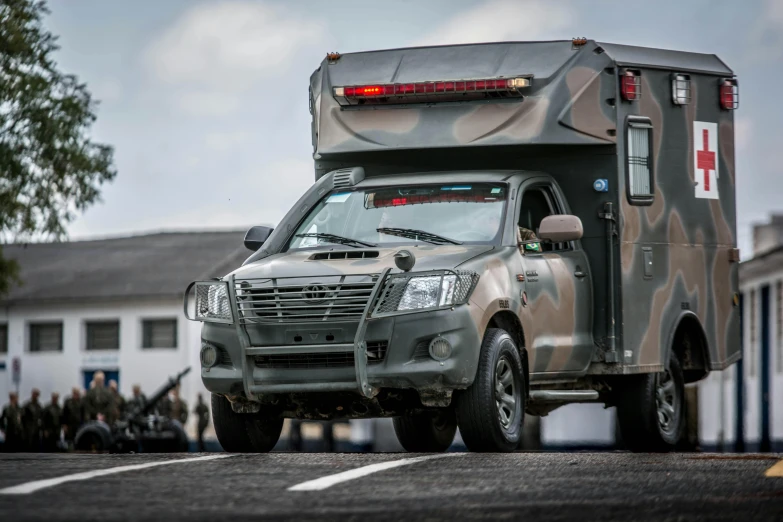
1, 452, 782, 521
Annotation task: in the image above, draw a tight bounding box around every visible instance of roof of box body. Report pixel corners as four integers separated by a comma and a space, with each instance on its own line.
311, 40, 734, 157
325, 40, 733, 85
1, 230, 248, 305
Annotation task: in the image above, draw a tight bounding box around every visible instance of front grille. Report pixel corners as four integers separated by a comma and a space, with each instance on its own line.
236, 275, 379, 324
254, 341, 389, 369
413, 340, 430, 360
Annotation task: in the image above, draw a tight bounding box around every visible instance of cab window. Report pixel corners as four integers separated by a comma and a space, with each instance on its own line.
517, 186, 570, 253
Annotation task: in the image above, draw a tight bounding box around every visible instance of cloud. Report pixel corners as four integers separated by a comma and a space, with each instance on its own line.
204, 130, 251, 152
734, 117, 752, 152
414, 0, 573, 47
146, 1, 325, 91
144, 1, 329, 116
747, 0, 783, 61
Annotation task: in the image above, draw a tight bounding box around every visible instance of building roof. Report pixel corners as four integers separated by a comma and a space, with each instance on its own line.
740, 244, 783, 283
1, 230, 249, 305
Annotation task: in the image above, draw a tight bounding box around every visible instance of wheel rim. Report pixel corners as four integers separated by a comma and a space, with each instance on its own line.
494, 356, 517, 431
655, 368, 679, 436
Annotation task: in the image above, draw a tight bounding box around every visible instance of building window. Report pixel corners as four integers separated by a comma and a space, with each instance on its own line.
749, 289, 756, 377
29, 323, 63, 352
142, 319, 177, 349
86, 321, 120, 351
0, 324, 7, 354
777, 281, 783, 374
626, 117, 654, 204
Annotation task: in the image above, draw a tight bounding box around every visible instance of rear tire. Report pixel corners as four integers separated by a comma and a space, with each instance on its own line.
393, 409, 457, 452
616, 353, 685, 452
211, 393, 254, 452
456, 328, 525, 452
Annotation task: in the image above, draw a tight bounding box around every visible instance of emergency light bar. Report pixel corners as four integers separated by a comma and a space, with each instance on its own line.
333, 77, 531, 105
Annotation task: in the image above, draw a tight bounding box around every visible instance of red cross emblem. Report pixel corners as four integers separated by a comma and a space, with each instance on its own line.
696, 128, 715, 191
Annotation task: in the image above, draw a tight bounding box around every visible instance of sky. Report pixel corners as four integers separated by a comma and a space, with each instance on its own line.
43, 0, 783, 257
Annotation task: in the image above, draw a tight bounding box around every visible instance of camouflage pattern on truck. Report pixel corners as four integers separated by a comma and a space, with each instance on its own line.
303, 39, 740, 380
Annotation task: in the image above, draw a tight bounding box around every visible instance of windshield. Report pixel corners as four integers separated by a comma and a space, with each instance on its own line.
289, 183, 507, 249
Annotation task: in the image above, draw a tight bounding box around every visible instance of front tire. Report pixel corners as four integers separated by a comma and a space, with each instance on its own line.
393, 409, 457, 452
616, 353, 685, 452
456, 328, 525, 452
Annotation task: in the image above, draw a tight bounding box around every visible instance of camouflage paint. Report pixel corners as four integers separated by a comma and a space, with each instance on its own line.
307, 40, 739, 379
195, 40, 740, 406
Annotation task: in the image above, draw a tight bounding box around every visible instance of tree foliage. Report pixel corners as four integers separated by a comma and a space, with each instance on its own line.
0, 0, 116, 295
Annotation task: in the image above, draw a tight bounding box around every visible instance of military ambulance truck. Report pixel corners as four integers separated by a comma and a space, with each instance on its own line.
185, 39, 741, 453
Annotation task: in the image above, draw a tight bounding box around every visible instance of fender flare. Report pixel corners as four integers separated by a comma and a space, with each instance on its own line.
663, 310, 710, 371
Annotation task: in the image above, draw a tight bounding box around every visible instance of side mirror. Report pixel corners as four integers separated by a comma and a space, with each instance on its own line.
538, 215, 583, 242
244, 226, 274, 252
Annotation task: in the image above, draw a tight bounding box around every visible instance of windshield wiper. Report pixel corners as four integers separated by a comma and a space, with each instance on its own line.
376, 227, 462, 245
295, 233, 377, 248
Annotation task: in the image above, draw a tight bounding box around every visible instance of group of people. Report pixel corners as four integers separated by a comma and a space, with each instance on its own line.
0, 370, 210, 452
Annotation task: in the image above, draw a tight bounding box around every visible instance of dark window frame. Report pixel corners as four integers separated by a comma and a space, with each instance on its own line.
29, 322, 63, 353
625, 115, 655, 206
516, 183, 575, 254
142, 318, 178, 349
0, 323, 7, 354
85, 320, 120, 351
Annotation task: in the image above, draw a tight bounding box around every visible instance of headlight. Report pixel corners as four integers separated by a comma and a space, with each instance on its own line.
375, 271, 479, 315
193, 281, 233, 323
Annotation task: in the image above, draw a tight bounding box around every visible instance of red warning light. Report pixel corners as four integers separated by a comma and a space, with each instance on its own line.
719, 79, 738, 110
620, 70, 641, 101
333, 77, 531, 101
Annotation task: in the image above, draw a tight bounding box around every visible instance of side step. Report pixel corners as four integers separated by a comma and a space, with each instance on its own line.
529, 390, 599, 403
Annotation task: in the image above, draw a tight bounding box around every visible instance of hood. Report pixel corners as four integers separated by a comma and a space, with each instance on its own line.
228, 244, 493, 280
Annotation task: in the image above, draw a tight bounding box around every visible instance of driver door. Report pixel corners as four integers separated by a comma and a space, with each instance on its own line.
516, 182, 594, 378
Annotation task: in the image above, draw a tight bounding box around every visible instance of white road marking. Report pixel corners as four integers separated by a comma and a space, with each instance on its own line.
0, 454, 236, 495
288, 453, 464, 492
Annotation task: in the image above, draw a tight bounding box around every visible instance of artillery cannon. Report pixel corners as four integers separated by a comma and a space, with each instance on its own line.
75, 367, 192, 453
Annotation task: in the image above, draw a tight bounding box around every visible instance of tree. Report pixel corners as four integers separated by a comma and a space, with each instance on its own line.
0, 0, 116, 295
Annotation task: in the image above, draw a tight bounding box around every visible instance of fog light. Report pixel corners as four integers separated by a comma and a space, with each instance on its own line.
200, 343, 218, 368
428, 337, 452, 361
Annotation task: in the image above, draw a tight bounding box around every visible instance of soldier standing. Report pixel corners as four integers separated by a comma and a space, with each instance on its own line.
127, 385, 147, 414
193, 393, 210, 452
1, 392, 24, 452
165, 387, 188, 425
22, 389, 44, 451
84, 371, 115, 423
62, 388, 84, 449
108, 380, 126, 422
42, 392, 62, 452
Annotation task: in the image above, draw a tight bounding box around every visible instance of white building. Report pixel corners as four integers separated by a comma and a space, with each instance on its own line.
0, 230, 247, 441
698, 214, 783, 452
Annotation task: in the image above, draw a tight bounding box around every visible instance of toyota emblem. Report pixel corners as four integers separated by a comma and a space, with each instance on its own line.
302, 284, 332, 303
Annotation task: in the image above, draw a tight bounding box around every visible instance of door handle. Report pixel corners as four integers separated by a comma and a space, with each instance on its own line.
574, 271, 586, 278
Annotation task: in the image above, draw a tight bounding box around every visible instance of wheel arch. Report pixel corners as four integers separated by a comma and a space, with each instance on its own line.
486, 311, 529, 398
665, 311, 711, 384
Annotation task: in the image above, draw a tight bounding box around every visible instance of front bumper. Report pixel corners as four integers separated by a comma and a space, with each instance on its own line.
199, 271, 482, 401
